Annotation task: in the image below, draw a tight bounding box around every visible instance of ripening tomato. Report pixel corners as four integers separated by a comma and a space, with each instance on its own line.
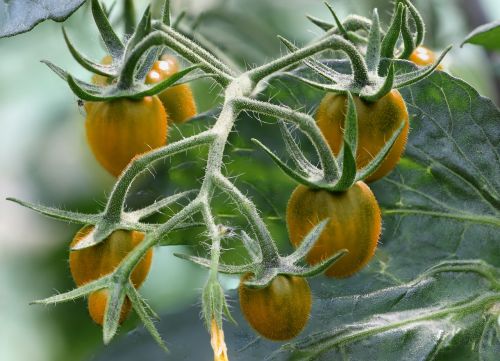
316, 89, 409, 182
286, 182, 381, 278
88, 289, 132, 325
85, 96, 167, 177
409, 46, 444, 70
145, 54, 197, 124
69, 226, 153, 325
238, 274, 311, 341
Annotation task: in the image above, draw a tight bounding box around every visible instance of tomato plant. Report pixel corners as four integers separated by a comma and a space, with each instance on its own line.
6, 0, 499, 360
238, 274, 312, 341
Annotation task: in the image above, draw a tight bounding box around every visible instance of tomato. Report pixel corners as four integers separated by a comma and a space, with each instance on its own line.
88, 289, 132, 325
316, 89, 409, 182
409, 46, 444, 70
286, 182, 381, 278
85, 96, 167, 177
145, 54, 197, 124
238, 274, 311, 341
70, 226, 153, 325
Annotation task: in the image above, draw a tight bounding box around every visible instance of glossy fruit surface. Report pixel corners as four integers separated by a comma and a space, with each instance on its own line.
286, 182, 381, 278
145, 55, 197, 124
69, 226, 153, 288
88, 289, 132, 325
70, 226, 153, 325
409, 46, 444, 70
85, 96, 167, 177
316, 89, 409, 182
238, 274, 311, 341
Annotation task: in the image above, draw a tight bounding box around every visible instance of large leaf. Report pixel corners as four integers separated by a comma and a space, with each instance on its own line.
0, 0, 85, 38
462, 21, 500, 51
94, 63, 500, 359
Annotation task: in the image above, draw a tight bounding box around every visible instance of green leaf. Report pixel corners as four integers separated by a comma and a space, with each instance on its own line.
0, 0, 85, 38
462, 21, 500, 51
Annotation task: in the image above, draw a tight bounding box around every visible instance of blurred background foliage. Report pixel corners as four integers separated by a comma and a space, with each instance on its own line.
0, 0, 499, 360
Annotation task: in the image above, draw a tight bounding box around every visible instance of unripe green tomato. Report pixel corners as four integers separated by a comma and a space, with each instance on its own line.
316, 89, 409, 182
84, 96, 167, 177
145, 54, 197, 124
286, 182, 381, 278
238, 274, 312, 341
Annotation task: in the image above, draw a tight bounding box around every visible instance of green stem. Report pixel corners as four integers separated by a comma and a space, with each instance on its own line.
234, 97, 339, 183
103, 131, 215, 222
117, 31, 233, 89
248, 34, 368, 86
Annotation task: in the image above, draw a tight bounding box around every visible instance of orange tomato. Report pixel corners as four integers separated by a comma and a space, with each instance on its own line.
145, 54, 197, 124
238, 274, 311, 341
286, 182, 381, 278
69, 226, 153, 325
85, 96, 167, 177
409, 46, 444, 70
316, 89, 409, 182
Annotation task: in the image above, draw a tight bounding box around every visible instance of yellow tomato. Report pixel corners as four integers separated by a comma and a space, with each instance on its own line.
85, 96, 167, 177
409, 46, 444, 70
145, 55, 197, 124
238, 274, 311, 341
286, 182, 381, 278
316, 90, 409, 182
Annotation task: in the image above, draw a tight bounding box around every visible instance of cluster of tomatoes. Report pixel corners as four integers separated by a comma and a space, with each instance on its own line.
70, 43, 439, 336
238, 46, 441, 341
70, 55, 197, 325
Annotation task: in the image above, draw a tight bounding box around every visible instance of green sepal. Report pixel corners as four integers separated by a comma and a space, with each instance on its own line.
365, 9, 381, 73
173, 253, 256, 274
380, 2, 404, 59
127, 284, 169, 352
306, 14, 334, 31
361, 62, 395, 101
279, 122, 321, 177
400, 7, 416, 59
162, 0, 171, 26
324, 2, 347, 38
126, 5, 152, 53
91, 0, 124, 60
63, 27, 117, 77
67, 64, 200, 101
70, 221, 116, 250
285, 220, 329, 264
355, 120, 406, 182
103, 284, 128, 344
127, 190, 197, 221
6, 197, 101, 224
31, 276, 109, 305
393, 46, 451, 88
403, 0, 425, 47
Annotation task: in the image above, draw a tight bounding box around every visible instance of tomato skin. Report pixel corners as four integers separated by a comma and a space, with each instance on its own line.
85, 96, 167, 177
316, 89, 409, 182
145, 55, 197, 124
88, 289, 132, 325
238, 274, 311, 341
286, 182, 381, 278
409, 46, 444, 70
69, 226, 153, 325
